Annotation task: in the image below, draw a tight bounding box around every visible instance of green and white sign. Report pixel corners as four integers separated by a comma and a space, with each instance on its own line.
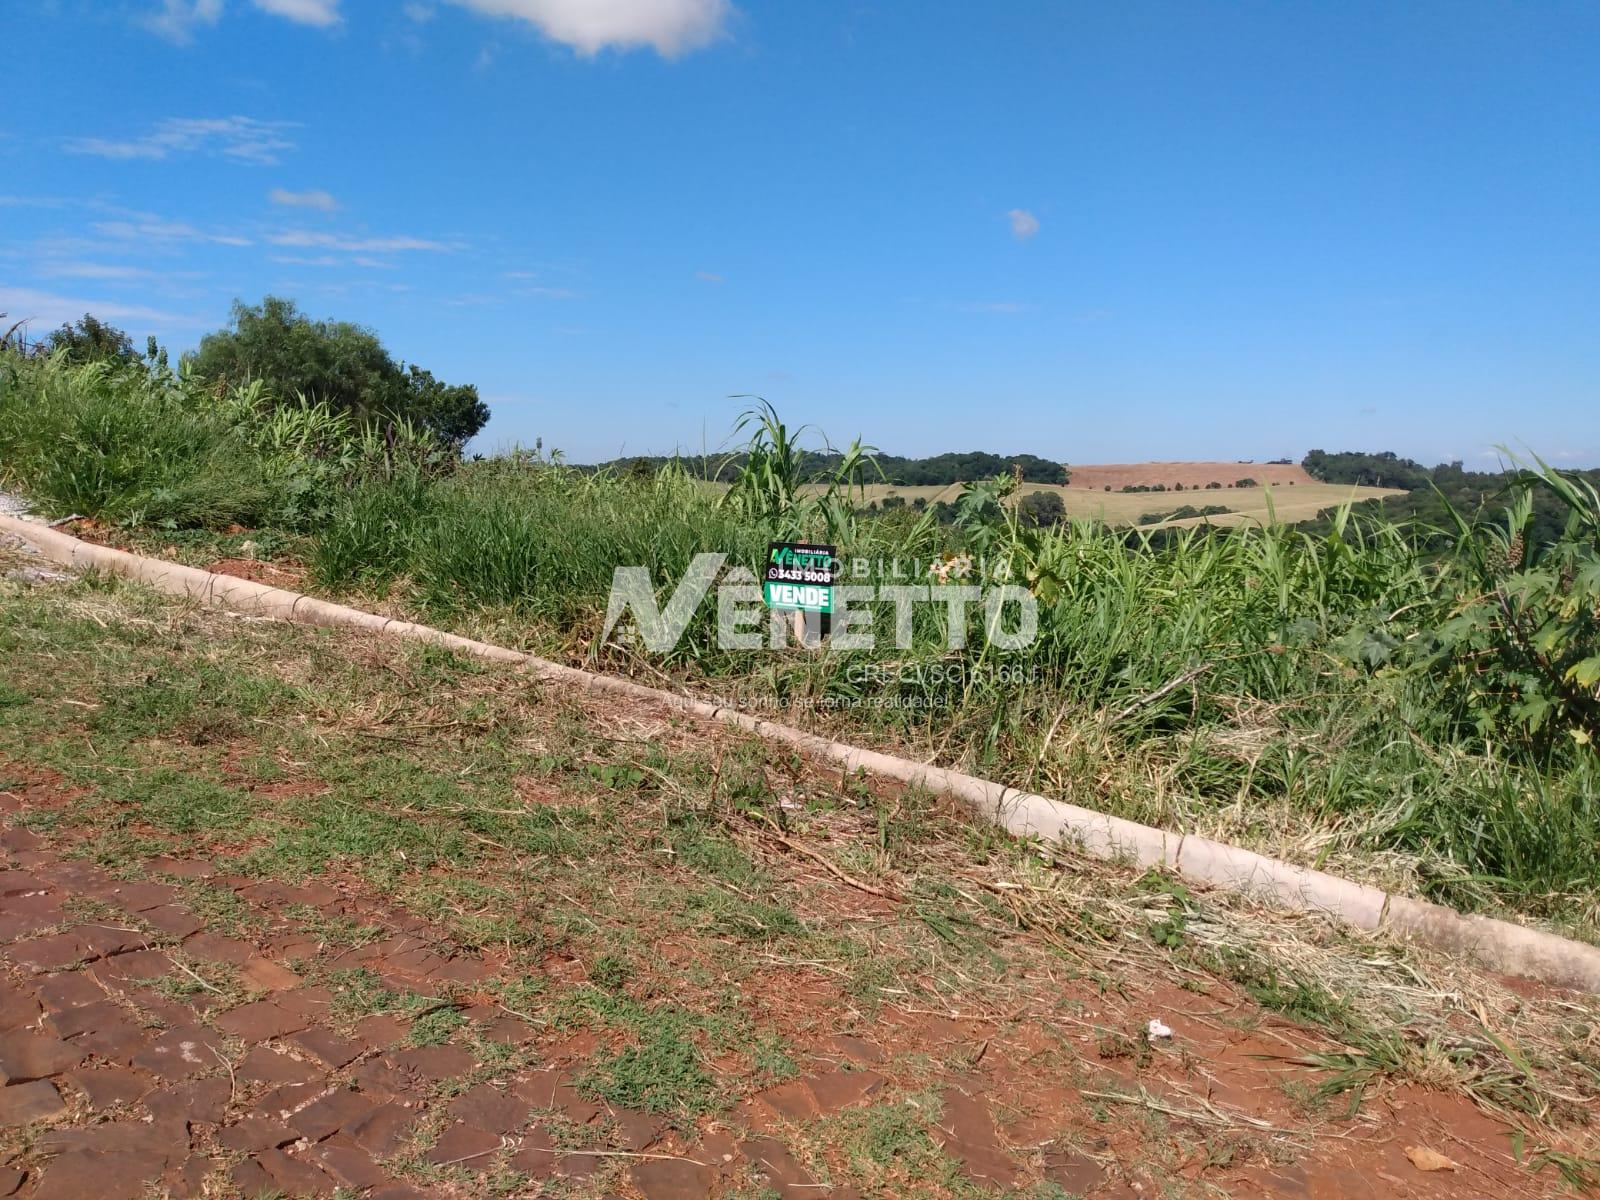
763, 541, 836, 614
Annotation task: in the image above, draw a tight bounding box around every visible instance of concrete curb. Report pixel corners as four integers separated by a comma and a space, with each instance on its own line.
6, 512, 1598, 994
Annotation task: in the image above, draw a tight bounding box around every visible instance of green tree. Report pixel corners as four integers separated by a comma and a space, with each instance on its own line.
43, 314, 138, 365
399, 364, 490, 448
1018, 489, 1066, 527
186, 297, 488, 447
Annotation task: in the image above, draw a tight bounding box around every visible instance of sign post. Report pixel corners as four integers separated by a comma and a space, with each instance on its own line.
763, 541, 835, 647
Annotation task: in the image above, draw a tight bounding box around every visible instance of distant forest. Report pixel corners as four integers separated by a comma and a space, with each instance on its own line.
594, 449, 1069, 486
1303, 449, 1600, 545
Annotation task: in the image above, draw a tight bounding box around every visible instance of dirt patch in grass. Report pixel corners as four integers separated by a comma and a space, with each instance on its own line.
206, 556, 309, 590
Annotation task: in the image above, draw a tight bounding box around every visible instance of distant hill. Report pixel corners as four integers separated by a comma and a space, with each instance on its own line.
590, 449, 1068, 486
1303, 449, 1600, 547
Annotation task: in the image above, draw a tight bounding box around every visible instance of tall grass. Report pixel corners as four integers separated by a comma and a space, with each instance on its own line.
0, 352, 439, 530
0, 353, 272, 526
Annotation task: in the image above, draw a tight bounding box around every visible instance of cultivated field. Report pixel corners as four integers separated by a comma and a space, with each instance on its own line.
832, 479, 1407, 528
1062, 461, 1318, 490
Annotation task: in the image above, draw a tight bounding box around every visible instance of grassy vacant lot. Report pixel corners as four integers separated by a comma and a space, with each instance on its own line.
1, 563, 1597, 1197
2, 356, 1598, 951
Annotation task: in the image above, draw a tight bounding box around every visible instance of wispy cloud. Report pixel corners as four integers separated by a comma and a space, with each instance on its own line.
140, 0, 342, 40
958, 300, 1033, 314
695, 270, 725, 284
268, 187, 338, 211
1006, 208, 1040, 241
252, 0, 342, 27
269, 253, 398, 269
66, 117, 297, 166
404, 2, 436, 20
448, 0, 731, 57
0, 195, 77, 211
446, 283, 577, 306
140, 0, 223, 44
0, 286, 206, 331
93, 218, 252, 247
268, 229, 458, 253
37, 262, 160, 282
500, 273, 576, 300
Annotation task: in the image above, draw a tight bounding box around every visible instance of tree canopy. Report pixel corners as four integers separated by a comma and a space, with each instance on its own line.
1302, 448, 1600, 549
42, 314, 140, 365
185, 297, 488, 447
1302, 449, 1431, 490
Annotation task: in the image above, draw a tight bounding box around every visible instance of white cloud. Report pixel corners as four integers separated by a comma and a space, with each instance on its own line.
268, 230, 458, 253
695, 270, 725, 284
252, 0, 341, 26
1006, 208, 1040, 241
67, 117, 297, 166
269, 187, 339, 211
141, 0, 342, 39
404, 2, 436, 20
37, 262, 158, 282
140, 0, 224, 44
448, 0, 731, 56
0, 286, 206, 332
93, 218, 253, 247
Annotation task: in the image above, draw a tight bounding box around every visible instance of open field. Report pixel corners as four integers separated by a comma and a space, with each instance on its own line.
812, 480, 1407, 528
1010, 481, 1405, 528
0, 562, 1597, 1198
1061, 462, 1319, 491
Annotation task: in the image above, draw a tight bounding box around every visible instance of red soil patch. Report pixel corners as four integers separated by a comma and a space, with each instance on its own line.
1065, 461, 1317, 490
207, 557, 308, 589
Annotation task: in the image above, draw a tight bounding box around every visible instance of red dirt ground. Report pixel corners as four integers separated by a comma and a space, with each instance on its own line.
0, 750, 1587, 1199
205, 558, 309, 590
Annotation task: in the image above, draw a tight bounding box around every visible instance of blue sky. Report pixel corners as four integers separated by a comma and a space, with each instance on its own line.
5, 1, 1597, 466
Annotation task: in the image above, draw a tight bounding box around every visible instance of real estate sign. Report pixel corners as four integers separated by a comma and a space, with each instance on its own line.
762, 541, 836, 614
